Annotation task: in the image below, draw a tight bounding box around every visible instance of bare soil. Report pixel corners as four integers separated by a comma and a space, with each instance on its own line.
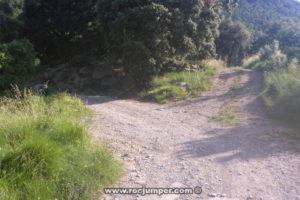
84, 69, 300, 200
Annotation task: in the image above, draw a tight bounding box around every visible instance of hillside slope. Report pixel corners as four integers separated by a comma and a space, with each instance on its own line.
233, 0, 300, 32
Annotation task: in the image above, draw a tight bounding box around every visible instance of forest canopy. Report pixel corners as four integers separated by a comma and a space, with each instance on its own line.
0, 0, 299, 89
24, 0, 239, 84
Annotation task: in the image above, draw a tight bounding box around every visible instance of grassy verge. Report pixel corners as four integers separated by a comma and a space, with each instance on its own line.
262, 60, 300, 126
0, 90, 122, 200
140, 64, 218, 103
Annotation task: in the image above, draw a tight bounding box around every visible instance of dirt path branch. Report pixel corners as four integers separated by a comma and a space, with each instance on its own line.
85, 69, 300, 200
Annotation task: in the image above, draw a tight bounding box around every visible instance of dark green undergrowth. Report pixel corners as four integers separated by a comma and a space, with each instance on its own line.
140, 64, 218, 103
0, 91, 122, 200
263, 59, 300, 127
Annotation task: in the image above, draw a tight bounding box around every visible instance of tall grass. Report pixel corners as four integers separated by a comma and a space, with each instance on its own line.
263, 59, 300, 124
140, 64, 218, 103
0, 90, 122, 200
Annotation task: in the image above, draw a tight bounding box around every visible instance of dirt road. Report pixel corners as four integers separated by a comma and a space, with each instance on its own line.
85, 69, 300, 200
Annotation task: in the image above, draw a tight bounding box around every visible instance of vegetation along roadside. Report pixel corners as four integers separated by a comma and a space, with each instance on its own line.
140, 63, 219, 104
0, 88, 122, 200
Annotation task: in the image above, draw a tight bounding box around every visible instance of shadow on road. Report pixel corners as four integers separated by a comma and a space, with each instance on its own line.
78, 95, 118, 105
176, 122, 298, 163
176, 70, 299, 162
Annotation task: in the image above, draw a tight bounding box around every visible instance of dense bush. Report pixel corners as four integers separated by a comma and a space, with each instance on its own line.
244, 41, 288, 71
285, 47, 300, 61
0, 39, 36, 89
0, 92, 122, 199
216, 19, 251, 66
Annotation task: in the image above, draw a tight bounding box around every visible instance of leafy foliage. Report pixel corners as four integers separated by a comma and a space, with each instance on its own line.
249, 18, 300, 54
95, 0, 237, 86
23, 0, 238, 86
23, 0, 98, 61
0, 39, 36, 89
233, 0, 300, 60
0, 0, 22, 43
0, 1, 37, 90
264, 18, 300, 60
216, 19, 251, 66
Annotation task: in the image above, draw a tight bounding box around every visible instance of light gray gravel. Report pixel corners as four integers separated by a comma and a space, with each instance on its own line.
85, 69, 300, 200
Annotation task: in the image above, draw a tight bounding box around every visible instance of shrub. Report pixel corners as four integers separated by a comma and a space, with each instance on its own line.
140, 64, 217, 103
251, 54, 287, 71
0, 39, 36, 89
122, 41, 157, 87
163, 59, 188, 72
244, 42, 288, 71
285, 47, 300, 61
259, 40, 281, 61
0, 92, 122, 199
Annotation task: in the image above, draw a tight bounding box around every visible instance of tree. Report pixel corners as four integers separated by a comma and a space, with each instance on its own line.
98, 0, 172, 86
0, 39, 36, 89
22, 0, 238, 86
250, 17, 300, 60
233, 0, 300, 34
23, 0, 98, 62
0, 0, 22, 43
162, 0, 238, 59
0, 1, 37, 90
216, 19, 251, 66
97, 0, 238, 85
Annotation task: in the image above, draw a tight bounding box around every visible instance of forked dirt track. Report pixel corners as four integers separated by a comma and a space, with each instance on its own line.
84, 69, 300, 200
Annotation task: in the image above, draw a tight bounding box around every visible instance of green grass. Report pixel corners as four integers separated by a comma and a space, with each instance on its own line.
211, 71, 243, 127
0, 90, 122, 200
227, 72, 243, 97
140, 64, 218, 103
262, 59, 300, 125
210, 106, 241, 127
